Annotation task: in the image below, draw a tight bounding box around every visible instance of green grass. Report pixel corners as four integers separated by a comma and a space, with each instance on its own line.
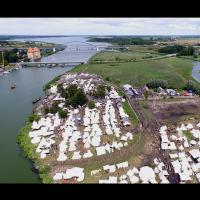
90, 51, 160, 62
128, 45, 161, 53
123, 101, 138, 125
84, 133, 145, 183
71, 57, 195, 89
43, 74, 61, 91
183, 131, 196, 140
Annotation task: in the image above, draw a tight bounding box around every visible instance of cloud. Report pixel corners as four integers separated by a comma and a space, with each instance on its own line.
0, 18, 200, 35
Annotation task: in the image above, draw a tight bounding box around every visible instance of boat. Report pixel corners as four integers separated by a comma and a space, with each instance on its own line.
11, 84, 16, 90
32, 97, 41, 104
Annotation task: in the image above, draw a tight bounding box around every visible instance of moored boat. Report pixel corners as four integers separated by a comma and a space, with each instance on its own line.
11, 84, 16, 90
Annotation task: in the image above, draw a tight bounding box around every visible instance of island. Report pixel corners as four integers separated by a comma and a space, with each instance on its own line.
17, 36, 200, 183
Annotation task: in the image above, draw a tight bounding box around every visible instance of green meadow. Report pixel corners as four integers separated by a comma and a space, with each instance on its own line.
71, 57, 195, 89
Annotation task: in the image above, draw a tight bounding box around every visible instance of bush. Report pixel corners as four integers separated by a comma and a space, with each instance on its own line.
57, 83, 65, 97
193, 54, 198, 58
95, 84, 106, 98
28, 114, 40, 123
49, 101, 59, 114
106, 85, 112, 92
105, 77, 110, 81
58, 109, 68, 119
88, 100, 96, 109
44, 107, 49, 114
146, 79, 168, 89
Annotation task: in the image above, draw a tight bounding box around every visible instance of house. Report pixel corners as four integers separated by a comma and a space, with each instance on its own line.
27, 47, 41, 61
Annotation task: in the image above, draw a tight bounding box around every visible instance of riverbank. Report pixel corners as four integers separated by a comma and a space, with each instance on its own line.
17, 122, 53, 183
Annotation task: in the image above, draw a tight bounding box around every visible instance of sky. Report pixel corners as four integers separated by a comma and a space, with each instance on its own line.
0, 18, 200, 35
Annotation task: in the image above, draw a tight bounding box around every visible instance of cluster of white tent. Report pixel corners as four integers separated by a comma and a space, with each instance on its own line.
107, 89, 121, 99
62, 73, 102, 94
29, 114, 61, 159
57, 110, 82, 161
55, 97, 134, 161
53, 167, 84, 182
103, 100, 120, 136
153, 158, 169, 183
160, 123, 200, 183
97, 158, 170, 184
160, 126, 177, 150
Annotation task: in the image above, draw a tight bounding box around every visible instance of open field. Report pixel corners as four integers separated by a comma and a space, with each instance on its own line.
90, 51, 161, 62
138, 97, 200, 124
128, 45, 161, 53
163, 38, 200, 46
72, 57, 195, 89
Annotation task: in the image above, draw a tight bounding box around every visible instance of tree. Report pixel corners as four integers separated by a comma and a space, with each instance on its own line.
67, 84, 78, 98
88, 100, 96, 109
70, 88, 88, 108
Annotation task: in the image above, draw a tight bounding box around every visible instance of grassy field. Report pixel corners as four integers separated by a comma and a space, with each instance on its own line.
90, 51, 161, 62
72, 57, 195, 89
128, 45, 161, 53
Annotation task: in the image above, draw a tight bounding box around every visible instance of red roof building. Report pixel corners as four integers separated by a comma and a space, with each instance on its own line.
27, 47, 41, 61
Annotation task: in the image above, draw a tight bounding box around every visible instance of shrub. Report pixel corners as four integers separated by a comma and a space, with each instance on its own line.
44, 107, 49, 114
95, 84, 106, 98
58, 109, 68, 119
146, 79, 168, 89
57, 83, 65, 97
106, 85, 112, 92
105, 76, 110, 81
88, 100, 96, 109
49, 101, 59, 114
28, 114, 40, 123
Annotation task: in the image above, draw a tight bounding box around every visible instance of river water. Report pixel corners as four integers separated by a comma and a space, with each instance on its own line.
192, 61, 200, 83
0, 36, 108, 183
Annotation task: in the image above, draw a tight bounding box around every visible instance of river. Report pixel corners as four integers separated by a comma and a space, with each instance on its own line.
0, 36, 108, 183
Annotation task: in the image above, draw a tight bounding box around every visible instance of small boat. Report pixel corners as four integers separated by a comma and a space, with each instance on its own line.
32, 97, 41, 104
11, 84, 16, 90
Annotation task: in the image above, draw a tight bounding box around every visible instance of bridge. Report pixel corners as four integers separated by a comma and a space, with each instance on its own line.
63, 41, 110, 47
13, 61, 85, 67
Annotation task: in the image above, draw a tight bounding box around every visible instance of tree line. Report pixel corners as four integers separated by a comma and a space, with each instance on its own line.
158, 45, 195, 56
89, 37, 156, 45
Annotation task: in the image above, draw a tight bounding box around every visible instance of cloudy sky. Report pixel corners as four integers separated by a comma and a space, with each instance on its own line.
0, 18, 200, 35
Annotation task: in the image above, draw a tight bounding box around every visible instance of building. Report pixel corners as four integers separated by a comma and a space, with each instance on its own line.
27, 47, 41, 61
